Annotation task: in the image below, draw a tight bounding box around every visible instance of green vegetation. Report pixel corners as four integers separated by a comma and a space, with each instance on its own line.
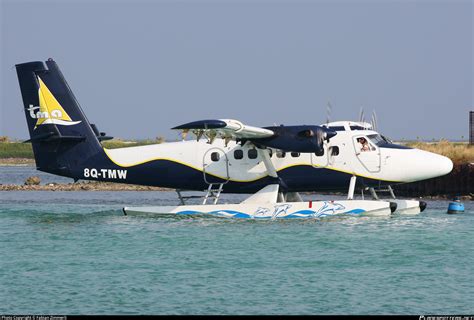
0, 137, 165, 159
0, 141, 34, 158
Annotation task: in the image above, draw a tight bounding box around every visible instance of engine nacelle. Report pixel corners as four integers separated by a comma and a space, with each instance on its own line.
251, 125, 336, 155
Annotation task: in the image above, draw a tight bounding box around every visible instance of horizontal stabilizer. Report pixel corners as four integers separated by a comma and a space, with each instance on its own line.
24, 132, 86, 143
90, 123, 113, 141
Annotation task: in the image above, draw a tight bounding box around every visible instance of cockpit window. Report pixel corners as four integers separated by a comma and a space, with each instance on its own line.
367, 134, 390, 146
349, 125, 365, 131
381, 135, 393, 144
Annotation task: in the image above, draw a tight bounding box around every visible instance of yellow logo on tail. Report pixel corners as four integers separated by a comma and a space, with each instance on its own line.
27, 76, 81, 129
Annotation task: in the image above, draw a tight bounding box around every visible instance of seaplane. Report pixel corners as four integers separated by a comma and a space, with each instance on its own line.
15, 59, 453, 219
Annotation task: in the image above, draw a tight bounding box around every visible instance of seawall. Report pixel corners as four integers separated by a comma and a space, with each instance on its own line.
394, 163, 473, 198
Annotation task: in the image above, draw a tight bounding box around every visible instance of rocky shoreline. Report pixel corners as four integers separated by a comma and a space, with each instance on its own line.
0, 181, 171, 192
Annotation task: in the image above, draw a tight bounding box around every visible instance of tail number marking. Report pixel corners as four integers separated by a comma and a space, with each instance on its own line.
84, 168, 127, 179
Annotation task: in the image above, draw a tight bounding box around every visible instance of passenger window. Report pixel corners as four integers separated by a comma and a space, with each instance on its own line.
291, 152, 300, 158
268, 149, 273, 158
234, 149, 243, 160
276, 150, 286, 158
330, 146, 339, 156
211, 152, 220, 162
248, 149, 258, 159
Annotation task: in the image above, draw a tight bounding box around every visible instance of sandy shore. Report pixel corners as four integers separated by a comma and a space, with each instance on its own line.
0, 158, 35, 166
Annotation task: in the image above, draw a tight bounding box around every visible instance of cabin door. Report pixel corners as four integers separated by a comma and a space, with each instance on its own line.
352, 135, 381, 173
202, 147, 230, 184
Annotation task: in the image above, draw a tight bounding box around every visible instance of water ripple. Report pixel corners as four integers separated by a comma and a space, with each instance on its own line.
0, 190, 472, 314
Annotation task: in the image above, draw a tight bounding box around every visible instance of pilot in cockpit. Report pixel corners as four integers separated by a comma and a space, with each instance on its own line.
357, 137, 370, 152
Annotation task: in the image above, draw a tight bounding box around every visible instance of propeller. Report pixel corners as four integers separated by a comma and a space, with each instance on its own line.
181, 129, 189, 141
358, 107, 365, 124
297, 127, 336, 155
315, 128, 326, 156
192, 129, 204, 142
205, 130, 217, 144
326, 101, 333, 126
224, 135, 232, 147
316, 127, 337, 156
371, 110, 378, 131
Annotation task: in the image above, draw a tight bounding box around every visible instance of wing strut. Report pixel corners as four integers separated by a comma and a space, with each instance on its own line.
257, 147, 278, 178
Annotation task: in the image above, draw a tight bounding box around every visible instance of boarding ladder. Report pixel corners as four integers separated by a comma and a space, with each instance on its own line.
175, 183, 225, 205
202, 183, 225, 205
363, 185, 396, 200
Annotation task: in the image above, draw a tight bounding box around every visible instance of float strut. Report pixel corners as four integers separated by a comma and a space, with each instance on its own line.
388, 185, 396, 199
347, 175, 356, 200
369, 187, 379, 200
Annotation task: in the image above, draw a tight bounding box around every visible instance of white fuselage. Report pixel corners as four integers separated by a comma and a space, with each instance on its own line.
104, 125, 453, 188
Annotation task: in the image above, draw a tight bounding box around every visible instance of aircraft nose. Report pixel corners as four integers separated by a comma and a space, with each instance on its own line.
420, 152, 453, 179
385, 149, 453, 182
438, 154, 454, 176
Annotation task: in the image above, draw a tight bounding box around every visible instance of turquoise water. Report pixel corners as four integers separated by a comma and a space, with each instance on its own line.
1, 191, 472, 315
1, 168, 473, 314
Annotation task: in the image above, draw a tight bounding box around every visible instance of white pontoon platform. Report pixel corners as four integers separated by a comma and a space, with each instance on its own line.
123, 184, 397, 219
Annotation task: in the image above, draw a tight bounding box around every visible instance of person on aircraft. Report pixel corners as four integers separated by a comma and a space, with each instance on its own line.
357, 137, 370, 152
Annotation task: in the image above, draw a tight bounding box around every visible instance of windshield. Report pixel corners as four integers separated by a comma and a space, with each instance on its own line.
381, 135, 393, 143
367, 134, 390, 146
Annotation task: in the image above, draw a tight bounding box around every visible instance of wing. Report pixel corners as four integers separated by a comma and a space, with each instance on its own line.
172, 119, 274, 143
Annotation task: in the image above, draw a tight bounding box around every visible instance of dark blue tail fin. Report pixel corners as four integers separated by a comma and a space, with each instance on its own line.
16, 59, 106, 178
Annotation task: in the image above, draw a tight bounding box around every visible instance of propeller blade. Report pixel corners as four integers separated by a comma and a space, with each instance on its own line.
314, 128, 325, 156
224, 135, 232, 147
372, 110, 378, 131
358, 107, 365, 123
206, 130, 217, 144
326, 101, 333, 125
181, 129, 189, 140
312, 127, 337, 156
193, 129, 204, 142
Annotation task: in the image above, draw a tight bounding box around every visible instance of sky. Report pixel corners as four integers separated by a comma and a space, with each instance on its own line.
1, 0, 472, 141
